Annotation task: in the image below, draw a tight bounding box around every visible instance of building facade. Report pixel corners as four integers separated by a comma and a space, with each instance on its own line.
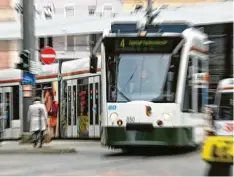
0, 0, 232, 70
0, 0, 17, 69
0, 0, 121, 69
122, 0, 225, 12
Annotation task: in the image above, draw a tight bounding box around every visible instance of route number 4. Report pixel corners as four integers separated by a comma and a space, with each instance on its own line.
120, 39, 125, 48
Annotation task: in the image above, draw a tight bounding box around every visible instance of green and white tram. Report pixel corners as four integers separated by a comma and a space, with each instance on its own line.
90, 21, 211, 149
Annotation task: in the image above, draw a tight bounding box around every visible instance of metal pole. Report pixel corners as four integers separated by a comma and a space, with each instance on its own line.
147, 0, 152, 12
21, 0, 35, 132
58, 60, 62, 138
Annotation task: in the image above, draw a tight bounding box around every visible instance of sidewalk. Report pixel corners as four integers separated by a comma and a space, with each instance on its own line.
0, 140, 99, 154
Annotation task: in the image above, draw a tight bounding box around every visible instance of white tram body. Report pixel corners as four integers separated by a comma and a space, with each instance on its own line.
0, 56, 101, 139
99, 22, 211, 149
212, 78, 233, 136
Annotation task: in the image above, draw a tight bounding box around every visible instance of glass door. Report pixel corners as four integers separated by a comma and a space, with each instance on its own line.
66, 80, 77, 137
94, 76, 101, 138
88, 76, 101, 138
88, 77, 95, 137
0, 87, 13, 139
77, 78, 89, 138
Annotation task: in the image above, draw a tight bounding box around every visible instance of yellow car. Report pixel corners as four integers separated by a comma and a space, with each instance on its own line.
202, 136, 233, 164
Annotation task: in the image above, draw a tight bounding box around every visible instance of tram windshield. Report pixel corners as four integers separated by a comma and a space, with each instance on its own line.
106, 53, 181, 103
104, 36, 183, 103
215, 92, 233, 121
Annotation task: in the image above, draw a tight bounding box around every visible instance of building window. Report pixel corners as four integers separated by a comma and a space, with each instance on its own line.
74, 35, 89, 51
88, 6, 96, 15
102, 4, 113, 15
66, 36, 75, 51
53, 36, 65, 52
64, 4, 75, 17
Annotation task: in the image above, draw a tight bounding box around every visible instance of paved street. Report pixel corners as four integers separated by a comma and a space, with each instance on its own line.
0, 141, 223, 176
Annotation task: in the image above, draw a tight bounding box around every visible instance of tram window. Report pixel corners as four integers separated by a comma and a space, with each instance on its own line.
99, 76, 102, 119
77, 78, 89, 117
95, 82, 99, 124
182, 59, 192, 112
197, 88, 203, 113
68, 86, 72, 125
73, 85, 77, 125
35, 84, 43, 98
216, 92, 233, 121
62, 81, 68, 134
197, 59, 208, 113
5, 92, 10, 128
89, 83, 93, 125
12, 86, 19, 120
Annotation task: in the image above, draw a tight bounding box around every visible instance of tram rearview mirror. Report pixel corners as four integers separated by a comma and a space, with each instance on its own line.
89, 54, 98, 73
169, 55, 179, 72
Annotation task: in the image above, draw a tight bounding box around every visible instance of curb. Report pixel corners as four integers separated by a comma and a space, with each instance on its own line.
0, 147, 77, 154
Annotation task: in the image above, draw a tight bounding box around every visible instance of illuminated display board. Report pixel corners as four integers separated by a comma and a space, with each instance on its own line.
103, 36, 182, 53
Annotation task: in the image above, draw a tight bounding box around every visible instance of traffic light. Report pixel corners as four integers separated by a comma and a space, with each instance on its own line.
16, 50, 30, 71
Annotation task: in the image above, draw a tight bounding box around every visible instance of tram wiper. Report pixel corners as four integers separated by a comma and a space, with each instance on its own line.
150, 93, 174, 102
116, 88, 131, 102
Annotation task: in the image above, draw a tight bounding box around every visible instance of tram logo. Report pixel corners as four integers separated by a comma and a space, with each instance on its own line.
108, 105, 117, 110
225, 123, 234, 133
145, 105, 152, 117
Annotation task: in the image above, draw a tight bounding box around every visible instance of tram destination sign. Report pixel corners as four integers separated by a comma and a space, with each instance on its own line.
104, 36, 182, 53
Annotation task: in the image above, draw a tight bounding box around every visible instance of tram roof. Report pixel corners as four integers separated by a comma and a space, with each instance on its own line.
0, 56, 101, 82
0, 1, 232, 40
39, 63, 58, 77
61, 56, 101, 75
0, 69, 22, 82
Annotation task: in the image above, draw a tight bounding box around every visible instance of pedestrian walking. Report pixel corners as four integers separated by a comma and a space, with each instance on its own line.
28, 97, 48, 148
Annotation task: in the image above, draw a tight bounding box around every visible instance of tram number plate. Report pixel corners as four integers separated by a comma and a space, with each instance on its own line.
211, 143, 233, 161
126, 116, 135, 123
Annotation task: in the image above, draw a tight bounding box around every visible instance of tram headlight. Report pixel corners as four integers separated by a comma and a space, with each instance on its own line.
162, 113, 172, 121
110, 112, 118, 122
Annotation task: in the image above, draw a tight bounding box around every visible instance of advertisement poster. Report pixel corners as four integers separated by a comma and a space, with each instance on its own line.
78, 90, 89, 137
41, 81, 59, 137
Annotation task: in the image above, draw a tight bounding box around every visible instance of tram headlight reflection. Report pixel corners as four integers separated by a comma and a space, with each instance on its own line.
110, 112, 118, 122
162, 113, 172, 120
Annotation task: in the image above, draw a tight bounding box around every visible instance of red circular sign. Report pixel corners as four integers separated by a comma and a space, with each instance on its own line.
40, 46, 56, 64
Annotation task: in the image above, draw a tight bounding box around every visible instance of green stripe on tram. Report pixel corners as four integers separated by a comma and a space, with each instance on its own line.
101, 127, 195, 147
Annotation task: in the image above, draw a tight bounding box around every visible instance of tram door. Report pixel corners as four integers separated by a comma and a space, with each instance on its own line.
88, 76, 101, 138
0, 87, 13, 139
66, 80, 77, 137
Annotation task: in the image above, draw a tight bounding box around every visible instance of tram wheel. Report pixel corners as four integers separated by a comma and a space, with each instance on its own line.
206, 163, 232, 176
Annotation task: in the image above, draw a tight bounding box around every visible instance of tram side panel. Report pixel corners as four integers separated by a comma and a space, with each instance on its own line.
0, 57, 102, 139
61, 74, 102, 139
0, 85, 21, 139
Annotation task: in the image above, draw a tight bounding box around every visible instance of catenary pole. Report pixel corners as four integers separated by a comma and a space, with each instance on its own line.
147, 0, 152, 12
21, 0, 36, 132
